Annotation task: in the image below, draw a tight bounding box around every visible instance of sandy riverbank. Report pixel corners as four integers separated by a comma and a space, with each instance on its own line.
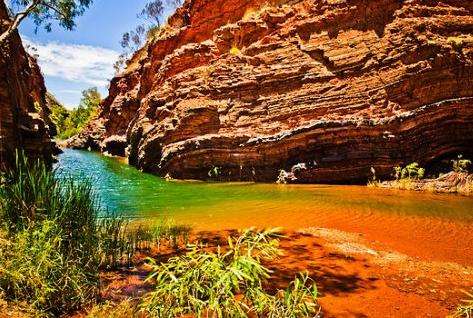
95, 227, 472, 318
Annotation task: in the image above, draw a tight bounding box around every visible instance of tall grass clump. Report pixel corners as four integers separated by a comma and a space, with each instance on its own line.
0, 152, 194, 315
97, 217, 192, 269
0, 221, 98, 315
141, 228, 320, 318
0, 152, 100, 315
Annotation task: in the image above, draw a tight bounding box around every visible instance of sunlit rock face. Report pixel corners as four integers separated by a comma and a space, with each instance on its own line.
0, 2, 56, 169
78, 0, 473, 183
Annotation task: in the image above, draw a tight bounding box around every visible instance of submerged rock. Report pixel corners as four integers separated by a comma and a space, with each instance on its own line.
75, 0, 473, 183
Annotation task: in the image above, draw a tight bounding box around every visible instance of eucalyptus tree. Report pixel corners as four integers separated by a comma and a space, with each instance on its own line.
115, 0, 183, 73
0, 0, 93, 43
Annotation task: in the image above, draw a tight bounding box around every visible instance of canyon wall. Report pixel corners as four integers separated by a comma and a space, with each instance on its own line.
0, 2, 56, 170
76, 0, 473, 183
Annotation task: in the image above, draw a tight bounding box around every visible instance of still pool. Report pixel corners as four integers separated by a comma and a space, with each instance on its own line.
56, 149, 473, 265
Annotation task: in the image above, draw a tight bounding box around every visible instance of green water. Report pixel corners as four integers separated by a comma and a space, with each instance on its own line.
56, 149, 473, 227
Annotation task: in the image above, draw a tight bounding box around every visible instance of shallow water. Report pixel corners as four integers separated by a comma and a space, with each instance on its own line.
56, 149, 473, 265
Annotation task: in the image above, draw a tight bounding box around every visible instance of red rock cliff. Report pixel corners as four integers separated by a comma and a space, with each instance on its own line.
79, 0, 473, 183
0, 1, 56, 169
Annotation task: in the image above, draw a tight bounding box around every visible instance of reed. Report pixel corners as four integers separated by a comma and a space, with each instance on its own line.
97, 217, 192, 269
0, 221, 99, 315
0, 152, 101, 315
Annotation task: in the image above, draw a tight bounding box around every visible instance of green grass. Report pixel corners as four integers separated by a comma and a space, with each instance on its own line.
0, 152, 101, 315
0, 151, 198, 316
0, 221, 98, 315
1, 152, 320, 317
97, 217, 191, 269
141, 228, 320, 317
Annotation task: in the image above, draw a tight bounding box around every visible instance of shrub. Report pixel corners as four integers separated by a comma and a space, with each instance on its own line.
447, 36, 465, 50
394, 162, 425, 180
0, 221, 98, 315
0, 152, 193, 314
49, 88, 101, 140
141, 228, 320, 318
0, 152, 99, 263
452, 155, 472, 173
0, 152, 100, 315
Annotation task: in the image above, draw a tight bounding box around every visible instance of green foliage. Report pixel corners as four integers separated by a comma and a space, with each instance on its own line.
208, 166, 221, 178
141, 228, 320, 318
0, 152, 100, 315
451, 288, 473, 318
97, 218, 191, 269
0, 152, 98, 238
0, 151, 194, 315
7, 0, 93, 33
250, 273, 319, 318
86, 299, 139, 318
447, 36, 465, 50
49, 87, 101, 139
48, 93, 69, 136
452, 155, 472, 173
394, 162, 425, 180
0, 221, 98, 315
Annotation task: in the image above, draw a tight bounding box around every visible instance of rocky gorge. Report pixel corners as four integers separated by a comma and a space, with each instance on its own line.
70, 0, 473, 183
0, 1, 56, 170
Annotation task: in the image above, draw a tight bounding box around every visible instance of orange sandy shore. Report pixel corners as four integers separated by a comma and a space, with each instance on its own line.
98, 227, 473, 318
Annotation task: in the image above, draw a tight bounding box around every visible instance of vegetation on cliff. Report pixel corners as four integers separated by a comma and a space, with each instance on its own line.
48, 88, 101, 140
115, 0, 182, 73
369, 156, 473, 195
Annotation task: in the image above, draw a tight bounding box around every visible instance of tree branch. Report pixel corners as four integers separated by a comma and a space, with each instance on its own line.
40, 2, 69, 21
0, 0, 43, 44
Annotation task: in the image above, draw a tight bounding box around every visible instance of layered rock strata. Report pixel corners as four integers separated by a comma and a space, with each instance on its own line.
75, 0, 473, 183
0, 2, 56, 169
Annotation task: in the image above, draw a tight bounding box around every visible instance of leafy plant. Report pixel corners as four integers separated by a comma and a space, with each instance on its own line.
0, 151, 193, 314
0, 152, 101, 314
452, 155, 471, 173
394, 162, 425, 180
208, 166, 221, 178
47, 87, 101, 140
0, 221, 98, 315
86, 299, 139, 318
249, 272, 319, 318
141, 228, 320, 317
451, 288, 473, 318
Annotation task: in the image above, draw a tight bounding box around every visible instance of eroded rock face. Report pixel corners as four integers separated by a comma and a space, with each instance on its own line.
81, 0, 473, 183
0, 2, 57, 170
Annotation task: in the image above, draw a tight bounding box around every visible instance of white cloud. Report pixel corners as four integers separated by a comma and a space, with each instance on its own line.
23, 37, 119, 88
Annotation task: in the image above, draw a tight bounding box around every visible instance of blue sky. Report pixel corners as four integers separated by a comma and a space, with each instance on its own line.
18, 0, 152, 109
